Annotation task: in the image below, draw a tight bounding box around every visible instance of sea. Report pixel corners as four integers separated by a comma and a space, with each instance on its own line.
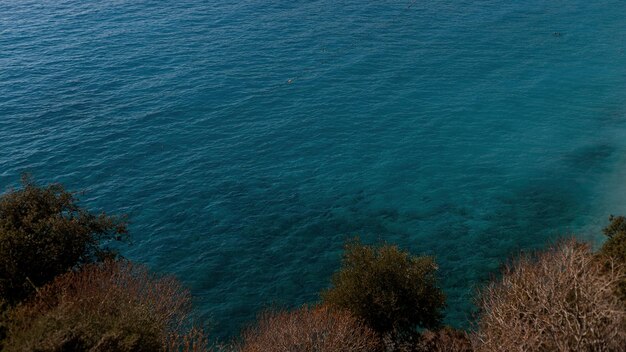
1, 0, 626, 338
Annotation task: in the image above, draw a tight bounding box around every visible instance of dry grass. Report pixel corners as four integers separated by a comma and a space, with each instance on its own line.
472, 239, 626, 352
4, 260, 194, 352
238, 305, 381, 352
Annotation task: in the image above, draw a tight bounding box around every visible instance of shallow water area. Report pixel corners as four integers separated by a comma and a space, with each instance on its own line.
1, 0, 626, 337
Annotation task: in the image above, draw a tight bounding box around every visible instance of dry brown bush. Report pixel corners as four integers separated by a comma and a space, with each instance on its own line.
417, 327, 473, 352
165, 328, 213, 352
3, 260, 195, 352
472, 239, 626, 352
380, 327, 472, 352
238, 305, 381, 352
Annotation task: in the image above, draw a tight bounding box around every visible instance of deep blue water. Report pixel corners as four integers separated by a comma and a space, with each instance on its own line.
2, 0, 626, 338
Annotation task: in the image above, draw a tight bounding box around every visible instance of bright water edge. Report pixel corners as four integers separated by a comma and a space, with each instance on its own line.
1, 0, 626, 338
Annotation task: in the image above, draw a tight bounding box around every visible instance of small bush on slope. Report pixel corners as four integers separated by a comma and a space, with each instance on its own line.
322, 239, 445, 336
238, 305, 381, 352
472, 239, 626, 352
3, 260, 198, 352
0, 176, 127, 305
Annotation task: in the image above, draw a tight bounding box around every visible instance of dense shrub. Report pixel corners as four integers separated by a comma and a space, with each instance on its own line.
3, 260, 194, 352
600, 215, 626, 302
0, 176, 127, 305
472, 239, 626, 352
321, 239, 445, 335
238, 305, 381, 352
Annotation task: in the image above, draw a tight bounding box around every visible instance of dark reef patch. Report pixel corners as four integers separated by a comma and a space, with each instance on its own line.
562, 143, 616, 172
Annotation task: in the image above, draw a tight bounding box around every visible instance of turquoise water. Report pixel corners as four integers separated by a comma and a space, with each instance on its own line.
2, 0, 626, 337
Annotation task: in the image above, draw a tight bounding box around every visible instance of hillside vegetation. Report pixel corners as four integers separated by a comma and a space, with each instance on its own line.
1, 178, 624, 351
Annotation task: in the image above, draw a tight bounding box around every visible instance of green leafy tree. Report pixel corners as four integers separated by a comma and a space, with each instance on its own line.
0, 176, 127, 305
321, 239, 445, 335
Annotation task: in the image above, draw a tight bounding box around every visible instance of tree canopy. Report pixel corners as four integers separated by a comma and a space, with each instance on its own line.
322, 239, 446, 335
0, 176, 127, 305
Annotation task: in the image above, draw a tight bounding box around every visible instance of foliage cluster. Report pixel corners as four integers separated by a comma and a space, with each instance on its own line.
0, 176, 127, 305
321, 239, 446, 336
